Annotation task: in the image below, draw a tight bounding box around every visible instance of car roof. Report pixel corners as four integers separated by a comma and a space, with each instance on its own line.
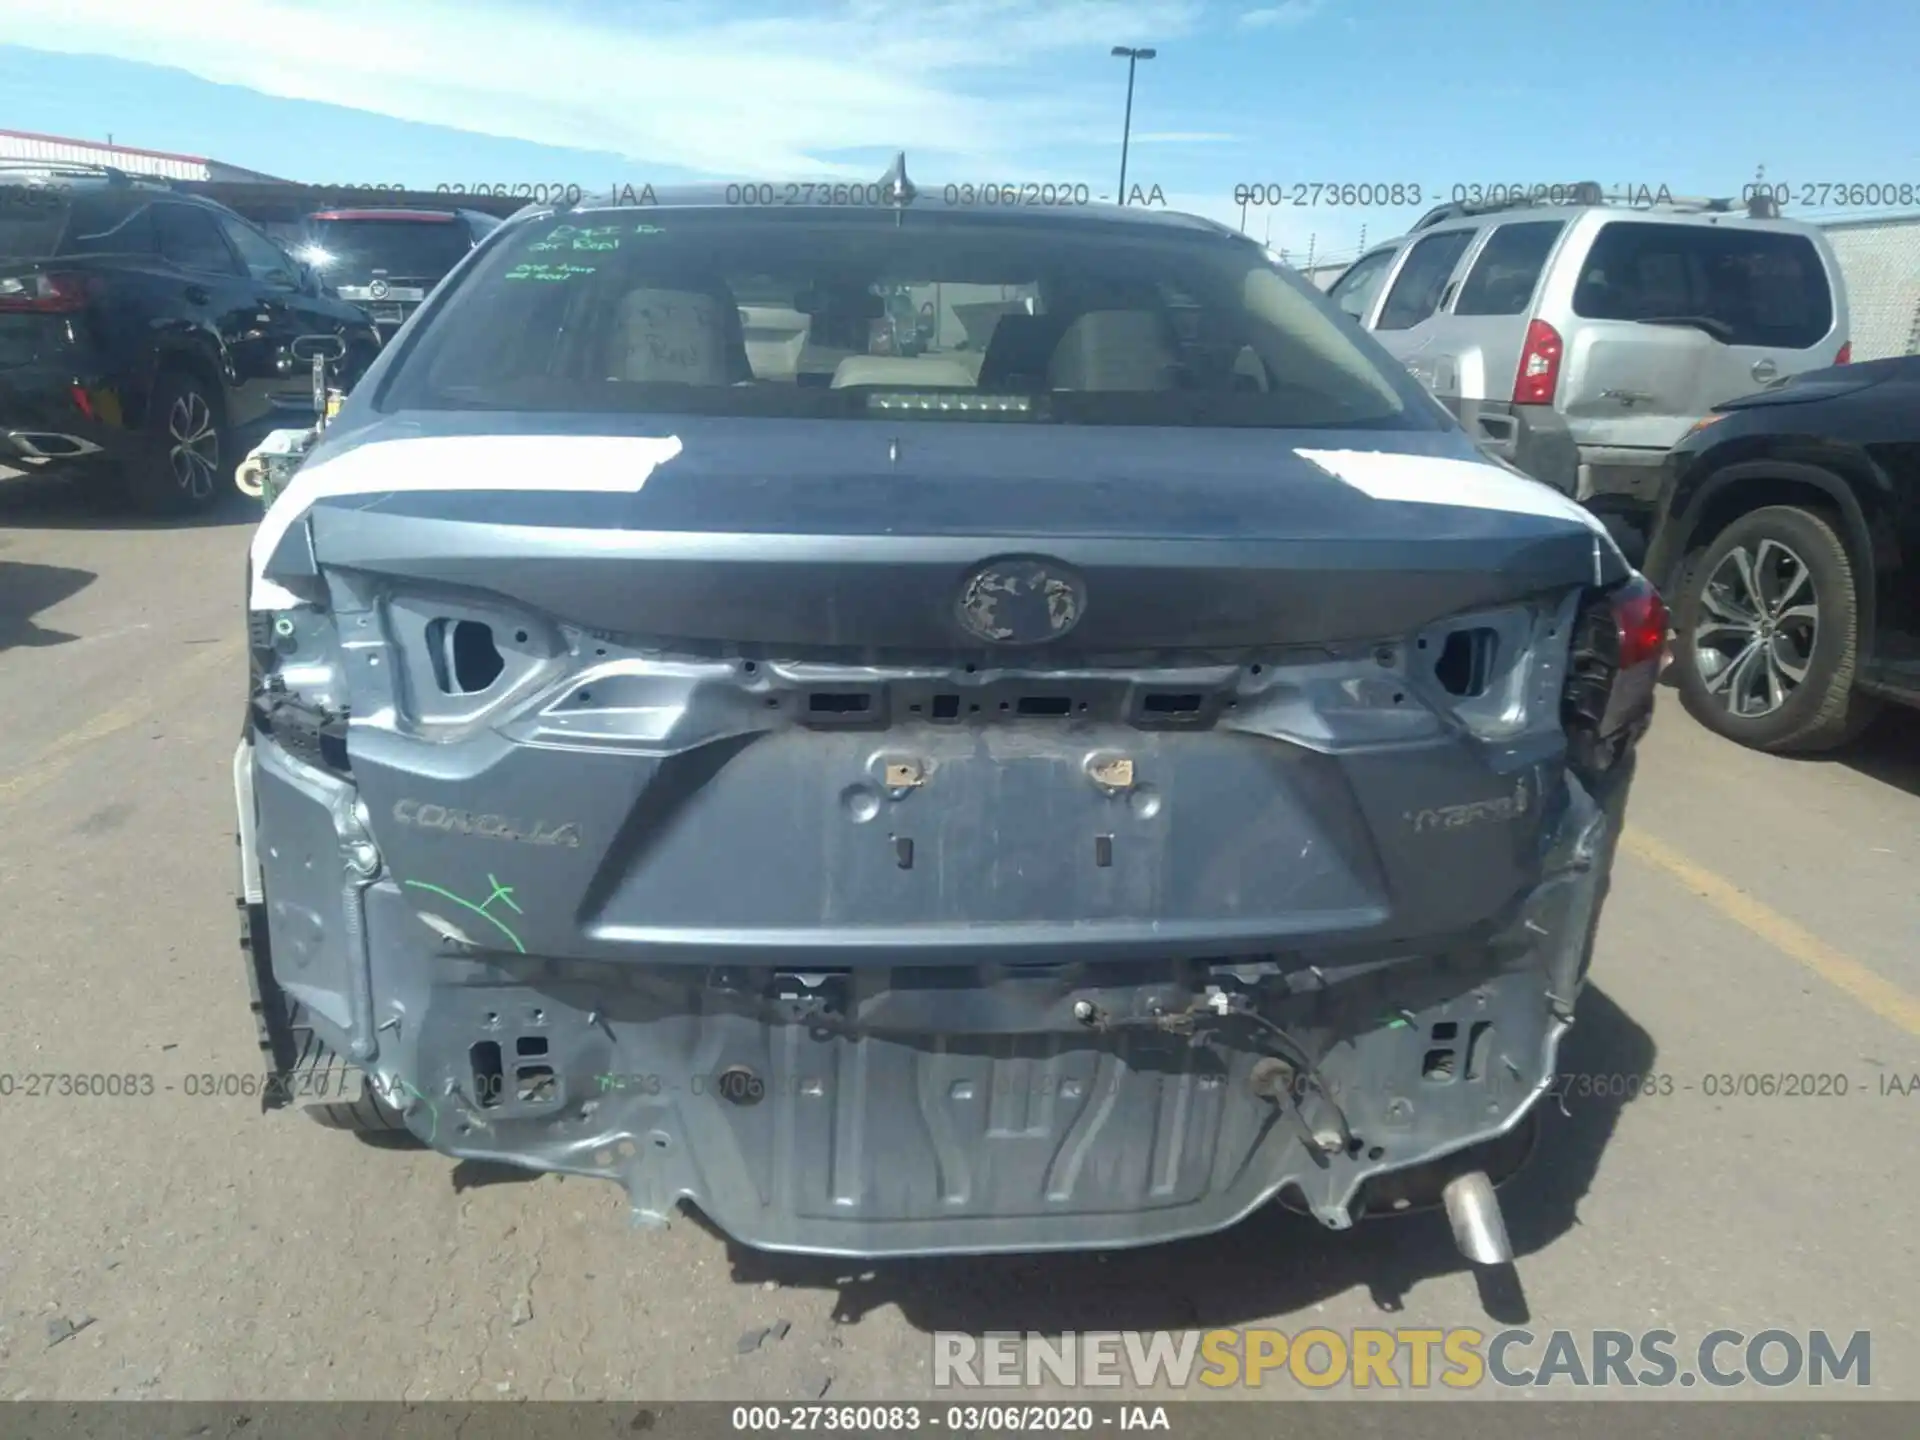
303, 207, 490, 223
0, 165, 245, 217
1364, 199, 1831, 255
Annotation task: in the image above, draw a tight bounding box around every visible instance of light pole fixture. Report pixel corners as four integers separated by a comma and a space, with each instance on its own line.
1110, 45, 1156, 203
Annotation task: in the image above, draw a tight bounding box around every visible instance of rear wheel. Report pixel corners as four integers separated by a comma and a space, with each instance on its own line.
1672, 505, 1878, 752
122, 369, 227, 514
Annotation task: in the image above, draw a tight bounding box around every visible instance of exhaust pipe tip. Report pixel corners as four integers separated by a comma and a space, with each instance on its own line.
7, 431, 104, 460
1442, 1169, 1513, 1266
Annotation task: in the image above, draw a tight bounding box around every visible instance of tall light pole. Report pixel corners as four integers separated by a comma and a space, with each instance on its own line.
1110, 46, 1156, 203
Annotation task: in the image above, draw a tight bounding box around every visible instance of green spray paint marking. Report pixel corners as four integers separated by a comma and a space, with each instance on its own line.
504, 262, 596, 282
403, 876, 526, 953
486, 874, 523, 915
393, 1076, 438, 1145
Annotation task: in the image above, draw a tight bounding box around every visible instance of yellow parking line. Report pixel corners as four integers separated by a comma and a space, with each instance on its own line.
1622, 828, 1920, 1039
0, 637, 245, 805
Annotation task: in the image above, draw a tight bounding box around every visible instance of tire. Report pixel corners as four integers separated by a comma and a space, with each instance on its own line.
1672, 504, 1879, 752
122, 368, 228, 514
287, 1012, 414, 1137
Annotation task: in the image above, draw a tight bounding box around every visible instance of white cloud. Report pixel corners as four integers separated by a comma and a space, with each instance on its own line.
0, 0, 1208, 180
1239, 0, 1324, 28
1129, 131, 1241, 143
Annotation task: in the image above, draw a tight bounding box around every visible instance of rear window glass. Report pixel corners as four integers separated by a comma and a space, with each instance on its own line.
64, 197, 157, 256
1571, 221, 1833, 349
381, 209, 1437, 432
302, 218, 475, 282
0, 187, 73, 258
1453, 221, 1563, 316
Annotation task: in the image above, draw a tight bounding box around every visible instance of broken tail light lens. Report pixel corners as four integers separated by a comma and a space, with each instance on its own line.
1562, 575, 1667, 775
1611, 576, 1668, 670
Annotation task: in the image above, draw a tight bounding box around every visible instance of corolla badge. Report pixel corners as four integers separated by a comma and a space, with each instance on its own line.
956, 557, 1086, 644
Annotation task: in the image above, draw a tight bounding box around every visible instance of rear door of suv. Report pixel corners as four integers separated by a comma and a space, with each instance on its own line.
1426, 217, 1568, 407
1363, 223, 1483, 399
151, 200, 280, 428
1546, 217, 1847, 459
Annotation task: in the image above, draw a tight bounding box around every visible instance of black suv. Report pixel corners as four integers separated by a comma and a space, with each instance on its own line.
291, 207, 499, 342
1, 165, 383, 513
1646, 354, 1920, 752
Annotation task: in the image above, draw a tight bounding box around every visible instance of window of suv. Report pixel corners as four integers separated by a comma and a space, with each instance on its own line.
156, 204, 240, 274
301, 214, 476, 285
1571, 221, 1833, 349
218, 215, 298, 287
1453, 220, 1564, 316
1326, 247, 1396, 320
0, 185, 79, 257
382, 209, 1440, 432
1375, 229, 1475, 331
64, 196, 158, 256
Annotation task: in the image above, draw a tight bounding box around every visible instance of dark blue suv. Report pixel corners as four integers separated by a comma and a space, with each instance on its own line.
1, 164, 381, 512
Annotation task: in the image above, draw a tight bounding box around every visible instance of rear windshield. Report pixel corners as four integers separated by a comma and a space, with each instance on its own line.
301, 218, 474, 281
380, 208, 1438, 431
1571, 221, 1833, 349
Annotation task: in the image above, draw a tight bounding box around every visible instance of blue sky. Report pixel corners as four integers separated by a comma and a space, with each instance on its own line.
3, 0, 1917, 265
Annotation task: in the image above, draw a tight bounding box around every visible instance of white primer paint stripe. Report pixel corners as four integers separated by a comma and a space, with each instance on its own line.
1294, 448, 1612, 536
247, 432, 685, 610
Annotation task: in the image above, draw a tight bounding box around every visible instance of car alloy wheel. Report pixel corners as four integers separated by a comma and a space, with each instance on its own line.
167, 389, 220, 501
1691, 538, 1818, 719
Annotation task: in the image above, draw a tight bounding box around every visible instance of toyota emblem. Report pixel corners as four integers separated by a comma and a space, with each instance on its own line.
956, 557, 1086, 645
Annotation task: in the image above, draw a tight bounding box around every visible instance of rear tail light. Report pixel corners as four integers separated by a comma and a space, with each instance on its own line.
1512, 318, 1563, 405
1562, 575, 1667, 776
1834, 341, 1852, 366
0, 270, 93, 314
1612, 577, 1668, 670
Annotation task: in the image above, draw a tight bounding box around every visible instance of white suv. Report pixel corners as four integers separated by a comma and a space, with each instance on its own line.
1328, 187, 1851, 547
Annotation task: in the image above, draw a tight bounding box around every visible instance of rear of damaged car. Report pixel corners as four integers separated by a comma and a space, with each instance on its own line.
234, 188, 1659, 1263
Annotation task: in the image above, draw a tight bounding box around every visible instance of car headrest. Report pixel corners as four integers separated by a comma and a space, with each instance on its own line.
608, 281, 753, 384
977, 312, 1067, 389
1046, 309, 1180, 391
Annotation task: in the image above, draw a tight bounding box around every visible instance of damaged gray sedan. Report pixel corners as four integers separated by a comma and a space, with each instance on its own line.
232, 168, 1661, 1264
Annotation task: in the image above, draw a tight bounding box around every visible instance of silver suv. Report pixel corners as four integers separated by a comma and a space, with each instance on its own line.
1328, 186, 1851, 538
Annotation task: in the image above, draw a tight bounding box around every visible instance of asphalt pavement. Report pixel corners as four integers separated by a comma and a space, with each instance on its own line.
2, 465, 1917, 1407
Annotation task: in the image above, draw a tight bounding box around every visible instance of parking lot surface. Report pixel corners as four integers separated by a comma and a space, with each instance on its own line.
2, 469, 1917, 1403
